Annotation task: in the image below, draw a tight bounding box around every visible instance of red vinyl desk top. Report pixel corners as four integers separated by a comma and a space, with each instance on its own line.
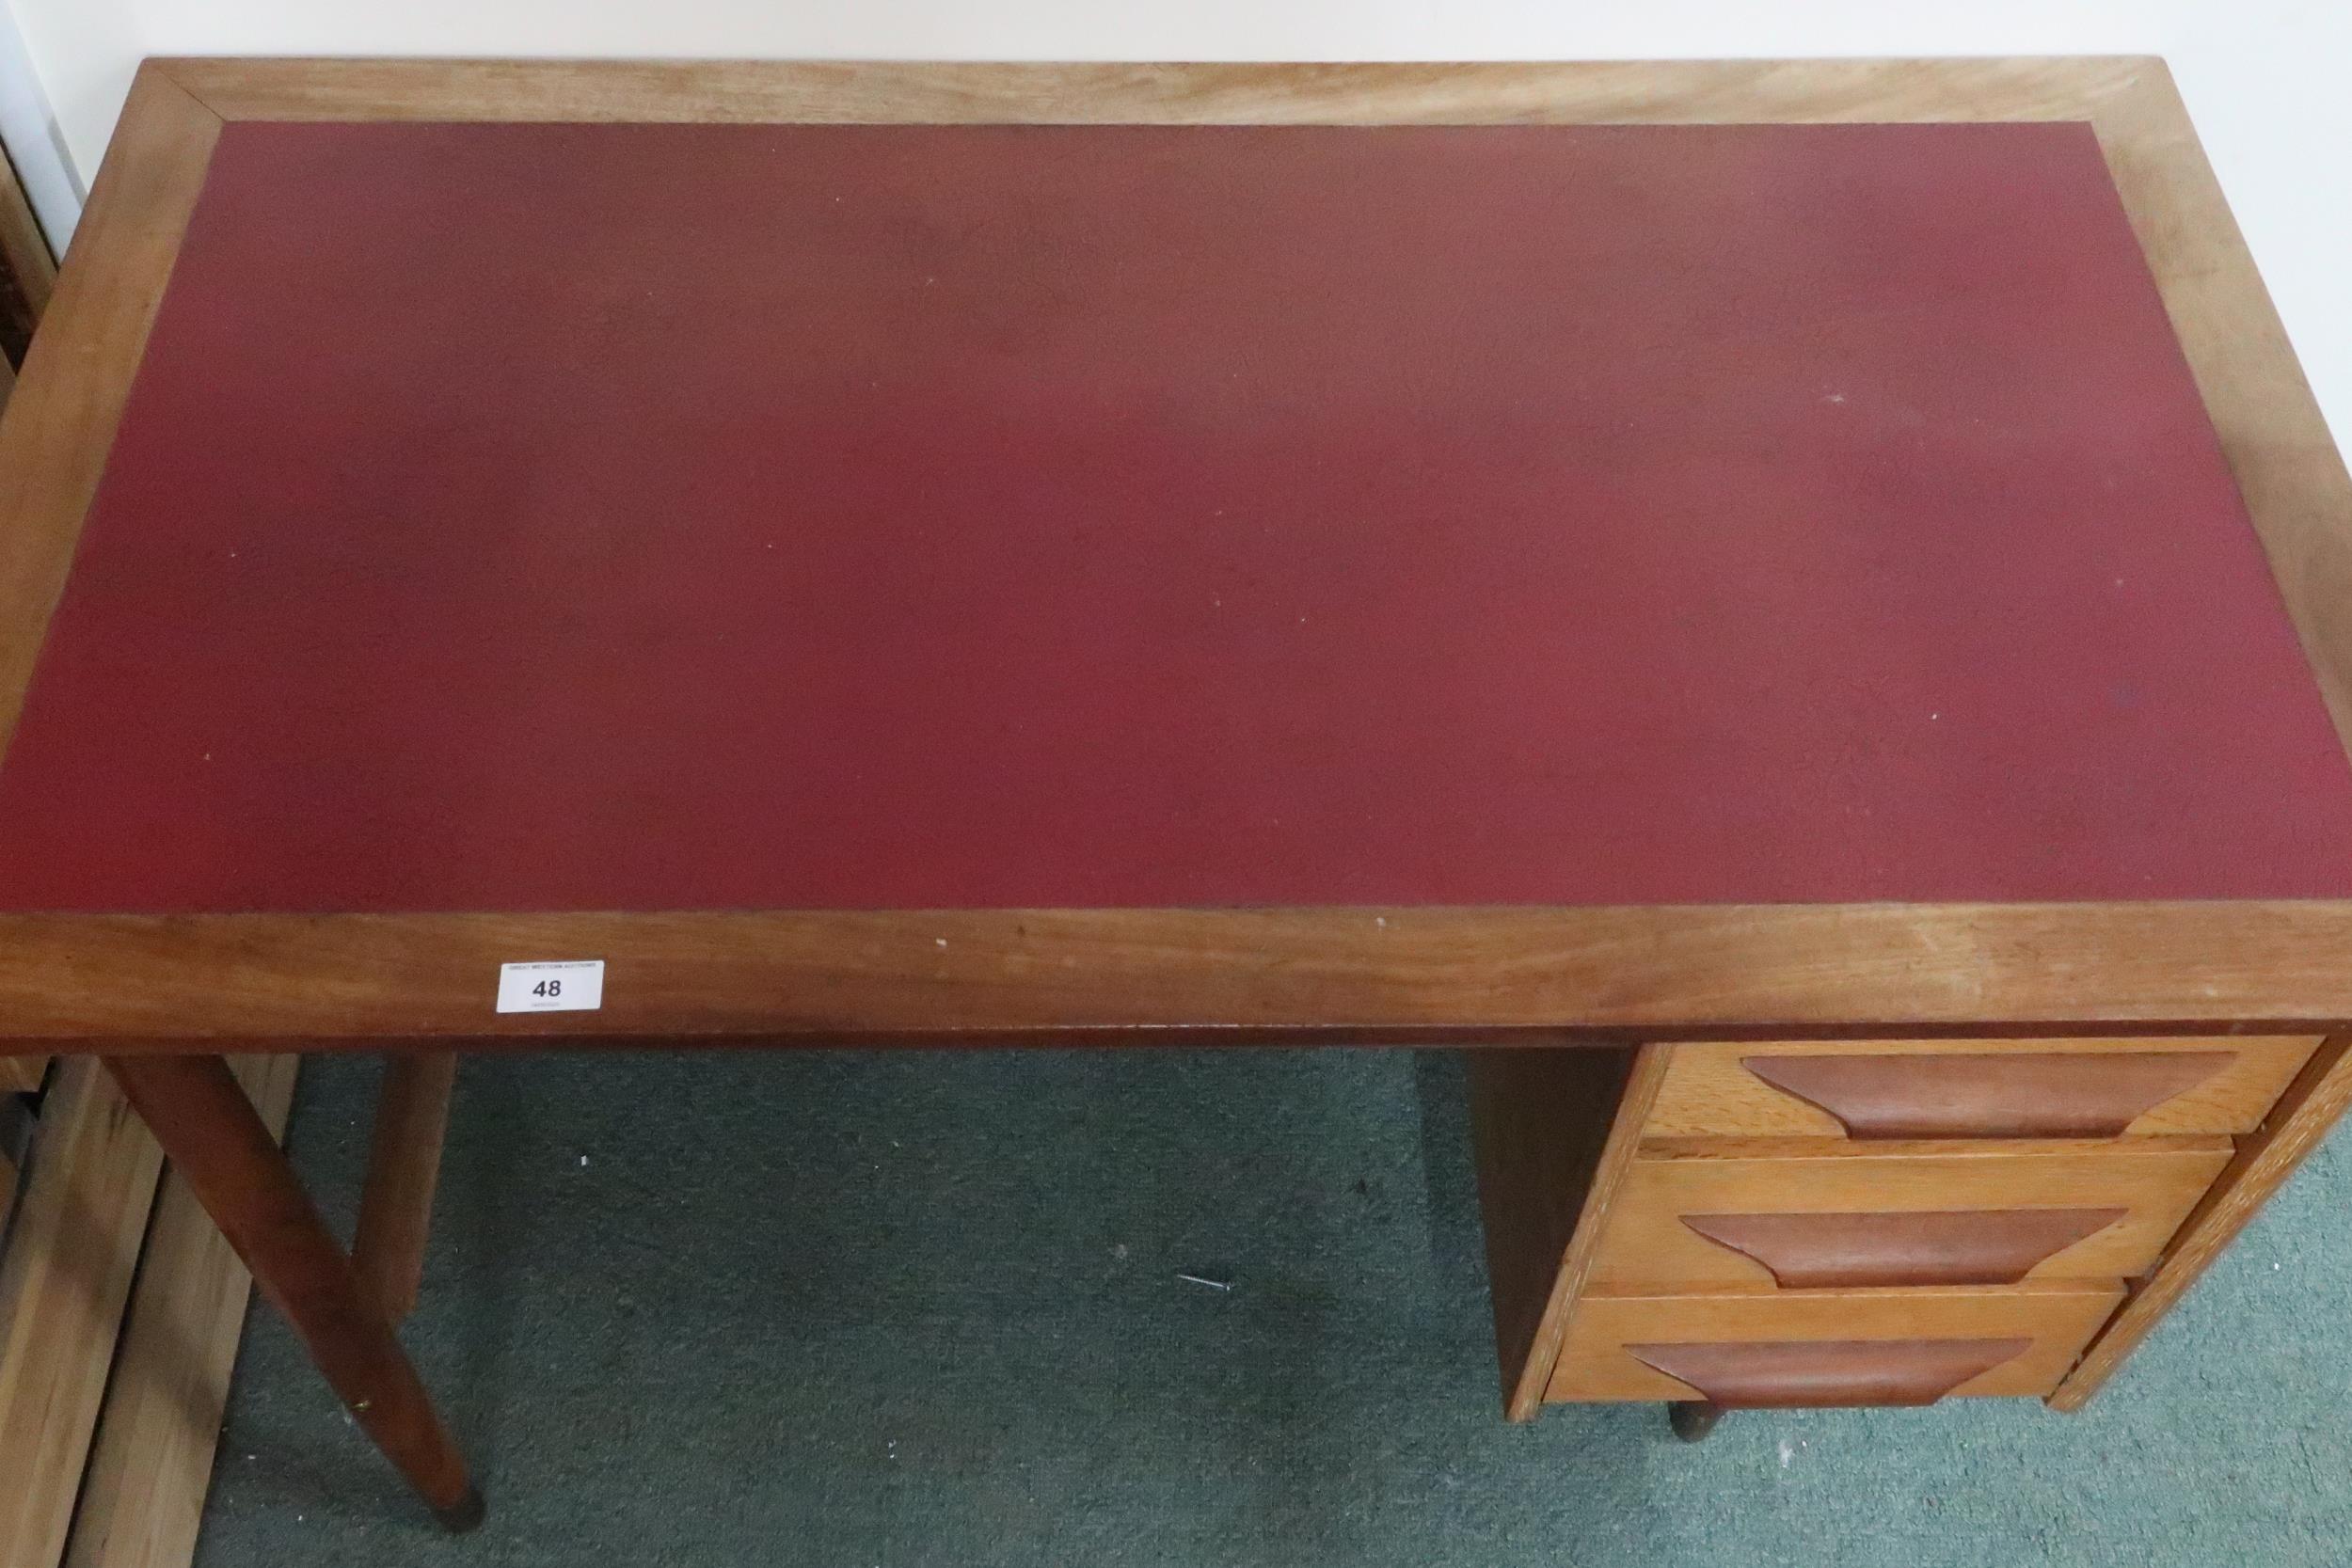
2, 119, 2349, 913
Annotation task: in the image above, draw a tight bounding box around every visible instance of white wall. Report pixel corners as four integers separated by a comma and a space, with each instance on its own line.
0, 0, 2344, 441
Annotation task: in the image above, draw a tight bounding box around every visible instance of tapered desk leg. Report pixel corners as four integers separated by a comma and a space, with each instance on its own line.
107, 1054, 485, 1532
354, 1053, 459, 1323
1668, 1400, 1726, 1443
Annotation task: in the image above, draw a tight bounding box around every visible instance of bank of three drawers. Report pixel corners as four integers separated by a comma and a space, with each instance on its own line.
1473, 1036, 2319, 1413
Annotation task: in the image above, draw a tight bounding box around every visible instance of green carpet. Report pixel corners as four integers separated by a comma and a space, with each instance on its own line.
192, 1050, 2352, 1566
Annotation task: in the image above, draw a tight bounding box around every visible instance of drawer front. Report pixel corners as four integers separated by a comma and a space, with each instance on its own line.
1548, 1284, 2122, 1404
1585, 1138, 2232, 1290
1645, 1036, 2319, 1141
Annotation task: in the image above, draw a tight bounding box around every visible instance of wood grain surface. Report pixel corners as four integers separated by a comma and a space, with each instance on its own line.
1549, 1281, 2123, 1402
0, 1061, 166, 1568
0, 66, 216, 764
1468, 1043, 1659, 1420
2090, 69, 2352, 773
2049, 1035, 2352, 1409
154, 56, 2154, 127
104, 1054, 478, 1523
1624, 1337, 2037, 1408
1645, 1036, 2319, 1140
4, 904, 2352, 1049
1586, 1137, 2231, 1288
1673, 1209, 2129, 1291
63, 1054, 297, 1568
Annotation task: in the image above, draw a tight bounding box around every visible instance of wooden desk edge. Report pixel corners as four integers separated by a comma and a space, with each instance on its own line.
145, 55, 2163, 126
1, 902, 2348, 1048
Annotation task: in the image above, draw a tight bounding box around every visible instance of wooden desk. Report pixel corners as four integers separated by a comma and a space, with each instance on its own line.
4, 56, 2351, 1531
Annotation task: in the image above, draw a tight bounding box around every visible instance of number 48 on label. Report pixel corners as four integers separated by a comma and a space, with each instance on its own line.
497, 960, 605, 1014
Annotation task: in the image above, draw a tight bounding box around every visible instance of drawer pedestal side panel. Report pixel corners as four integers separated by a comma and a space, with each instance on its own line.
1464, 1044, 1654, 1419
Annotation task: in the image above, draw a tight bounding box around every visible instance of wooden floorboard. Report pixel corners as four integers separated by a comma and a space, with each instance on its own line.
64, 1054, 299, 1568
0, 1059, 167, 1568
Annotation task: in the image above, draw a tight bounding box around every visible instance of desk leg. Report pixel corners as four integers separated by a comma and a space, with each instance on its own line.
106, 1054, 485, 1533
1668, 1401, 1726, 1443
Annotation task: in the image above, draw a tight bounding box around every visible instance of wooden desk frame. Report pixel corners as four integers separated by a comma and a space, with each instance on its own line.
3, 57, 2350, 1530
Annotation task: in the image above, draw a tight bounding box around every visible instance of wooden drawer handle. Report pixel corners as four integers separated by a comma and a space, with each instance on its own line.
1626, 1338, 2034, 1407
1678, 1208, 2126, 1288
1740, 1052, 2233, 1138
